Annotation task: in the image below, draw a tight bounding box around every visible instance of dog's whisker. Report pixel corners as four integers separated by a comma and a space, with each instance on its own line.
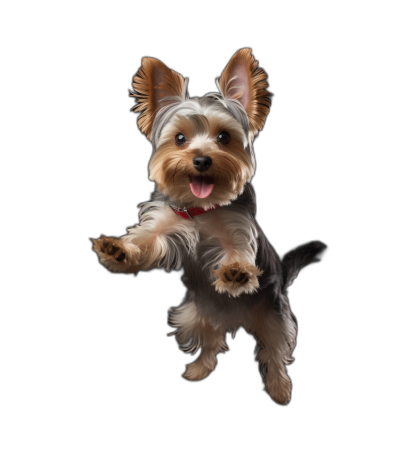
172, 159, 182, 182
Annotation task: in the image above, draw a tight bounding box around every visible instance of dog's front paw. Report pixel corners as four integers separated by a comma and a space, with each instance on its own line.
93, 236, 127, 261
212, 262, 263, 297
91, 236, 141, 273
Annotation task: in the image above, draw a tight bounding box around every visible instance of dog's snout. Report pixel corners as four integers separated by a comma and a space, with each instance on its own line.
193, 156, 212, 172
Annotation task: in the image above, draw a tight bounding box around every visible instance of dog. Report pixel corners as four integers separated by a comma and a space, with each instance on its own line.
91, 48, 326, 405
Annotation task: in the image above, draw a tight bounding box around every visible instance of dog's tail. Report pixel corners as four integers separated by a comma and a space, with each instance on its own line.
281, 241, 327, 291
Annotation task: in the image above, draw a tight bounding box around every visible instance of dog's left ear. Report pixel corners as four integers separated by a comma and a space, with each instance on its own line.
217, 48, 272, 136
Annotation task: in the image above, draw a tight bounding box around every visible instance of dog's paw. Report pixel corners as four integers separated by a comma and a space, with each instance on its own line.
212, 262, 263, 297
264, 371, 292, 405
183, 358, 214, 381
91, 236, 141, 273
93, 236, 126, 261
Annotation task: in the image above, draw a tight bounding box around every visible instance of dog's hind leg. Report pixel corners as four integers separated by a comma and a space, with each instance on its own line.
168, 298, 228, 381
249, 299, 297, 405
183, 327, 228, 381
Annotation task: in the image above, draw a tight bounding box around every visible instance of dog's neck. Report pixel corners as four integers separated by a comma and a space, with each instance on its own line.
151, 183, 257, 220
169, 204, 220, 220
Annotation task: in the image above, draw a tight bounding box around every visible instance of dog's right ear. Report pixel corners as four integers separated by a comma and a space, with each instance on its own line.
130, 57, 188, 140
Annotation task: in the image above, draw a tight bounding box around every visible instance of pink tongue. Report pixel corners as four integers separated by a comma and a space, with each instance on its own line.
189, 176, 214, 198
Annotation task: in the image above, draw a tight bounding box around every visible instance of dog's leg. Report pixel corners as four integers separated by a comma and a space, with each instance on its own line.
213, 262, 263, 297
91, 203, 197, 274
250, 302, 297, 405
168, 299, 228, 381
199, 210, 262, 297
183, 327, 228, 381
91, 235, 142, 273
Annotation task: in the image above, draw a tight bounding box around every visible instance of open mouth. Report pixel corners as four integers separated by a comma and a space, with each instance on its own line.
189, 175, 214, 199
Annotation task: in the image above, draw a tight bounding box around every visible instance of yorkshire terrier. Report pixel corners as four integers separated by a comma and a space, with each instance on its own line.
91, 48, 326, 405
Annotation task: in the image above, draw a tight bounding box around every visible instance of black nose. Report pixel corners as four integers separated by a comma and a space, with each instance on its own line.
193, 156, 212, 172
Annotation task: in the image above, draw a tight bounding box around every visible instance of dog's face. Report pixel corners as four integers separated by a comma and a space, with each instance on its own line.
130, 48, 272, 209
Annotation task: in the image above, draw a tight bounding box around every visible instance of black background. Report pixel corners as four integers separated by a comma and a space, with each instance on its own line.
61, 19, 352, 452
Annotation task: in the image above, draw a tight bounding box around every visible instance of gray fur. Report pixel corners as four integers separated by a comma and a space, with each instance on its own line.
150, 184, 292, 331
281, 240, 328, 290
151, 94, 255, 164
93, 55, 327, 403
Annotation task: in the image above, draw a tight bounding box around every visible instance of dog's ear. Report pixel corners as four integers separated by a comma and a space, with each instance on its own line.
217, 48, 272, 136
130, 57, 187, 139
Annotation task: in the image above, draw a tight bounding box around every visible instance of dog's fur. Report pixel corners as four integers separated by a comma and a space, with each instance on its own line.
91, 48, 326, 405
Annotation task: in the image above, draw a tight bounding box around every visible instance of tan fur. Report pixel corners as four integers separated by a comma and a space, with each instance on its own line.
213, 262, 262, 297
93, 208, 294, 400
130, 57, 186, 139
218, 48, 272, 137
247, 305, 297, 405
91, 50, 311, 404
169, 301, 228, 381
92, 201, 262, 292
91, 236, 141, 273
149, 111, 253, 210
92, 203, 198, 272
125, 203, 194, 270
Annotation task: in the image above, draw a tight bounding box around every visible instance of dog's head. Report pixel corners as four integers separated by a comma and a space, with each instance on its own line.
130, 48, 272, 209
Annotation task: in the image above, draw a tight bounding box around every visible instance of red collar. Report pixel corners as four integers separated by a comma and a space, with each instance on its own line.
170, 204, 219, 220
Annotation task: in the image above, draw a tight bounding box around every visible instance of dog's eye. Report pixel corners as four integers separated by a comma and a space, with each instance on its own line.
217, 131, 230, 145
175, 133, 187, 146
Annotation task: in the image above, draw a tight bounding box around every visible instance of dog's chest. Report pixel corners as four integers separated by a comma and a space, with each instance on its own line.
195, 210, 226, 241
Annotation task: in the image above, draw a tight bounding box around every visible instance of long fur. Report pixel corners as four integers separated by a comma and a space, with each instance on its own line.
92, 48, 326, 405
218, 47, 272, 136
281, 241, 328, 292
